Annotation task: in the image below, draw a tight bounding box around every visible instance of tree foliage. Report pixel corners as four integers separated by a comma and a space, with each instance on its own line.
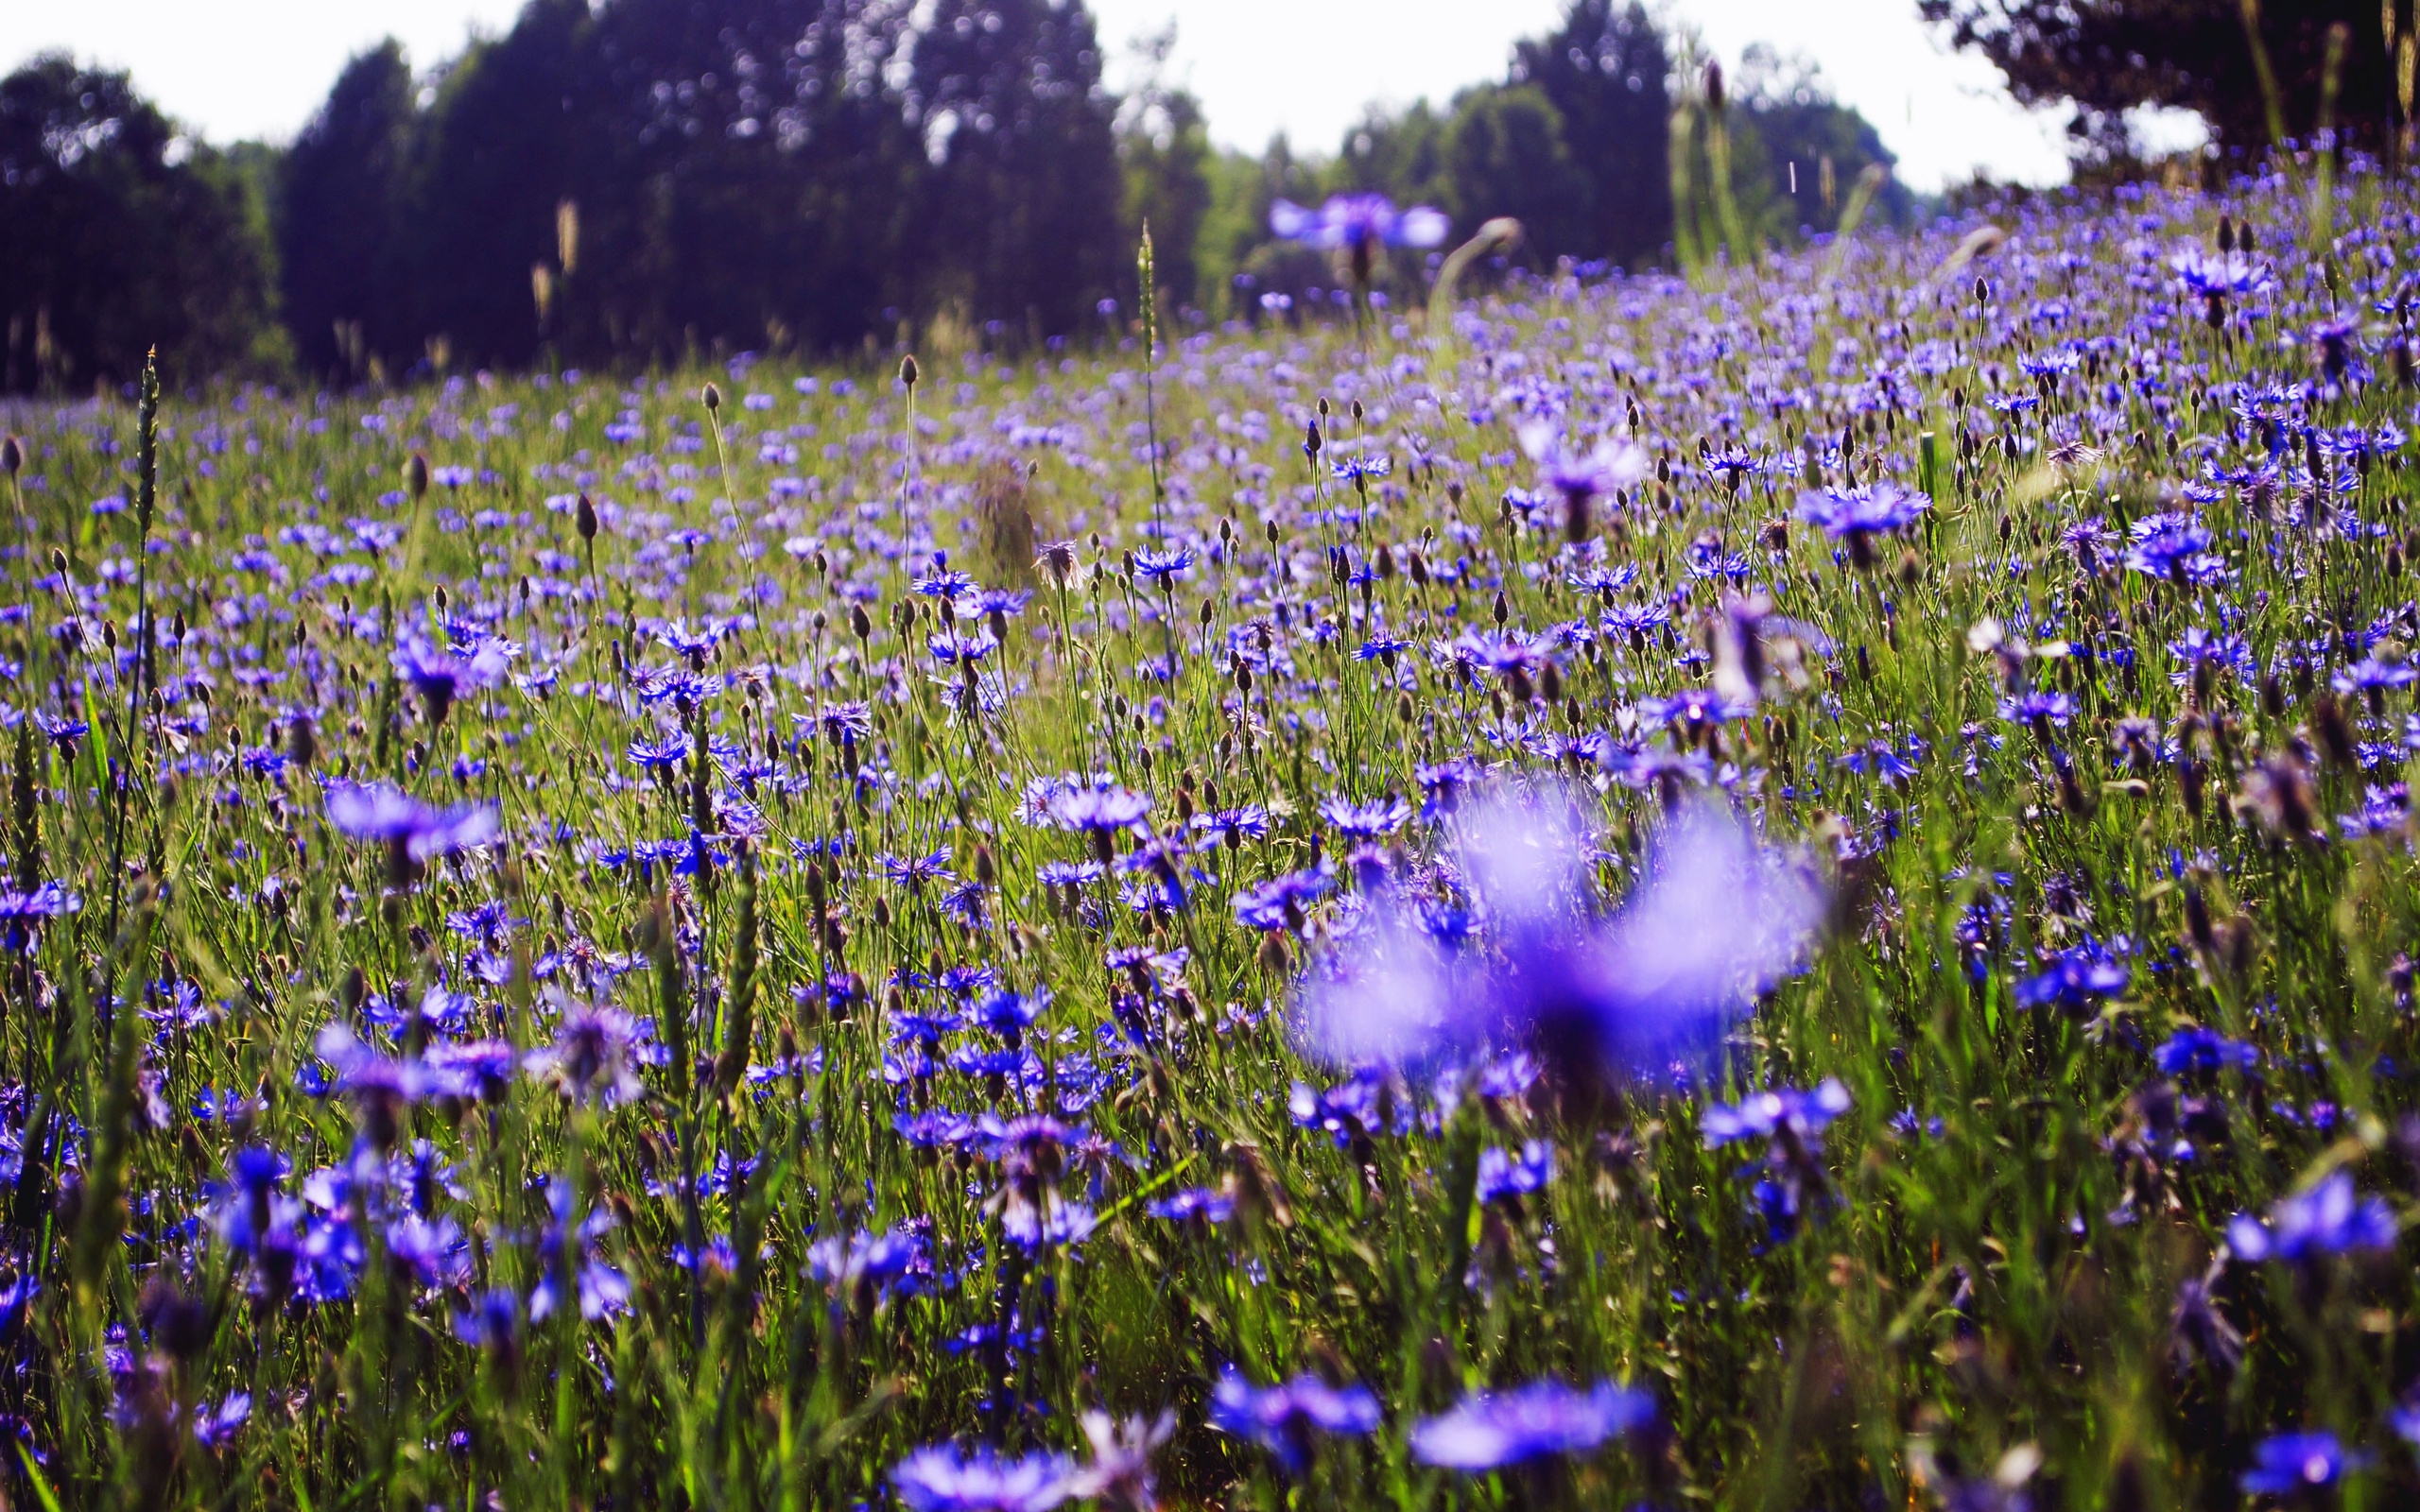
1922, 0, 2401, 155
0, 58, 283, 393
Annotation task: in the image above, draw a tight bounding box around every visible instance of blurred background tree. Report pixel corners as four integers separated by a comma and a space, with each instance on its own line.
3, 0, 2241, 392
0, 57, 285, 392
1922, 0, 2402, 161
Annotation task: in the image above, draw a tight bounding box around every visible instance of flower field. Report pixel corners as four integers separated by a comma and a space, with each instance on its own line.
5, 160, 2420, 1510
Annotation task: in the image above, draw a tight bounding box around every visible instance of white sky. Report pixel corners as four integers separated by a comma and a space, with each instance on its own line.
0, 0, 2142, 193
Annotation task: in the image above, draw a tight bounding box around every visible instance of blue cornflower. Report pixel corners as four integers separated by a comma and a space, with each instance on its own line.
2169, 248, 2274, 300
326, 783, 501, 886
1299, 792, 1823, 1084
1517, 421, 1648, 543
626, 734, 688, 770
1233, 868, 1331, 933
1146, 1186, 1236, 1226
1330, 452, 1392, 485
881, 848, 957, 892
2014, 948, 2130, 1011
975, 988, 1049, 1046
1797, 483, 1927, 565
1132, 547, 1195, 586
1702, 1080, 1851, 1146
912, 567, 978, 599
2124, 512, 2219, 582
1193, 804, 1271, 849
1209, 1366, 1381, 1475
2227, 1173, 2396, 1266
1475, 1140, 1556, 1204
1409, 1380, 1656, 1470
2238, 1431, 2364, 1495
1318, 794, 1410, 839
2152, 1027, 2258, 1078
451, 1287, 523, 1366
890, 1443, 1072, 1512
528, 1180, 629, 1323
1999, 690, 2074, 730
1000, 1193, 1098, 1251
1269, 193, 1449, 251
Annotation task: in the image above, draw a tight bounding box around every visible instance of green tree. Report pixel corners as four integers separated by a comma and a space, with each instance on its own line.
1923, 0, 2400, 157
1118, 28, 1216, 314
1510, 0, 1673, 265
1443, 84, 1594, 259
279, 42, 417, 379
0, 57, 283, 393
908, 0, 1129, 340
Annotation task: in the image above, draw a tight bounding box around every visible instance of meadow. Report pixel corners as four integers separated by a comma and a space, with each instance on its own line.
0, 156, 2416, 1512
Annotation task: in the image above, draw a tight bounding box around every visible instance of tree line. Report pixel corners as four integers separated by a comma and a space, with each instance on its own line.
4, 0, 2344, 394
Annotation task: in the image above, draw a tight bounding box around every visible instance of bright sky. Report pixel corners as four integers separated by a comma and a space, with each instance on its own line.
0, 0, 2155, 193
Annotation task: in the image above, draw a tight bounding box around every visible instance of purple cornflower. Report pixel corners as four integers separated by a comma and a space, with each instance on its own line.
2227, 1173, 2396, 1267
1515, 421, 1648, 543
1297, 790, 1823, 1090
1068, 1410, 1174, 1512
1409, 1380, 1656, 1470
1269, 193, 1449, 252
1702, 1080, 1851, 1147
1208, 1366, 1381, 1475
1797, 483, 1927, 565
326, 783, 500, 886
1475, 1140, 1556, 1204
2239, 1431, 2364, 1495
2152, 1027, 2258, 1079
1317, 794, 1410, 839
2014, 948, 2130, 1012
890, 1443, 1073, 1512
523, 999, 644, 1106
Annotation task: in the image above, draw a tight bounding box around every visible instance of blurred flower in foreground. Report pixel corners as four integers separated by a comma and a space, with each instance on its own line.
1409, 1380, 1656, 1470
1269, 193, 1450, 252
1516, 421, 1649, 544
2226, 1172, 2395, 1268
2238, 1431, 2363, 1495
890, 1443, 1072, 1512
1209, 1366, 1380, 1475
1295, 789, 1824, 1095
1067, 1409, 1174, 1511
326, 782, 501, 887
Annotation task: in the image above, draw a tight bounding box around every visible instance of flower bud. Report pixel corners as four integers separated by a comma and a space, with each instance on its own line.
405, 453, 430, 501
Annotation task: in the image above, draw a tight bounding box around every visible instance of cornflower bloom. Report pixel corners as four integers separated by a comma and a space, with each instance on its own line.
1208, 1367, 1381, 1474
1297, 789, 1822, 1093
326, 783, 501, 888
1797, 483, 1927, 567
1068, 1410, 1175, 1512
1409, 1381, 1656, 1470
2227, 1172, 2395, 1268
890, 1444, 1072, 1512
1515, 420, 1648, 544
2238, 1432, 2364, 1495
